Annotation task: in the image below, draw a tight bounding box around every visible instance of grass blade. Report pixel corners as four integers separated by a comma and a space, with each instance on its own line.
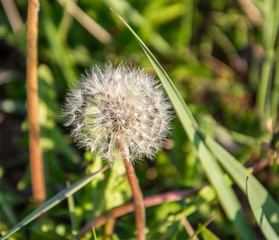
105, 0, 174, 58
66, 181, 80, 240
41, 0, 77, 84
204, 136, 279, 233
0, 192, 17, 226
272, 48, 279, 122
188, 216, 215, 240
256, 0, 279, 118
0, 164, 110, 240
92, 227, 97, 240
111, 9, 256, 239
246, 177, 279, 240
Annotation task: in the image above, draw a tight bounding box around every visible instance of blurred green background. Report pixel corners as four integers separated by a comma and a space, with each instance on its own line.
0, 0, 279, 239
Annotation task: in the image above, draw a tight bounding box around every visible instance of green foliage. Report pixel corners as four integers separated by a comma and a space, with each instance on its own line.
115, 12, 256, 238
1, 0, 279, 239
246, 177, 279, 240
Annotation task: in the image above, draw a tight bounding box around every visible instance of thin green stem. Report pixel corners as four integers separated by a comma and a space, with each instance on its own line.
272, 49, 279, 124
66, 181, 80, 240
0, 164, 110, 240
256, 0, 279, 119
256, 49, 273, 117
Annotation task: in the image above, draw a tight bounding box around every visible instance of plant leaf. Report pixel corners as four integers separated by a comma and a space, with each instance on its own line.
0, 164, 110, 240
111, 8, 256, 239
246, 177, 279, 240
188, 216, 216, 240
204, 136, 279, 233
67, 181, 80, 240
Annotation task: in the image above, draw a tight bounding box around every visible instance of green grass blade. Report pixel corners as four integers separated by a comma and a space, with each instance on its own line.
41, 0, 76, 84
0, 192, 17, 226
200, 227, 220, 240
111, 9, 256, 239
0, 164, 110, 240
92, 228, 97, 240
178, 0, 193, 49
188, 216, 215, 240
272, 48, 279, 122
256, 52, 274, 118
66, 181, 80, 240
204, 136, 279, 233
105, 0, 174, 58
256, 0, 279, 118
246, 177, 279, 240
57, 0, 74, 41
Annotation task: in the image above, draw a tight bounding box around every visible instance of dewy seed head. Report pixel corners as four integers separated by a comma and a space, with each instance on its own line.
62, 62, 172, 163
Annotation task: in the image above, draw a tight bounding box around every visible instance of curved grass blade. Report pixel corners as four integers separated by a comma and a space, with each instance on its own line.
246, 177, 279, 240
204, 136, 279, 233
0, 164, 110, 240
111, 8, 256, 239
188, 216, 216, 240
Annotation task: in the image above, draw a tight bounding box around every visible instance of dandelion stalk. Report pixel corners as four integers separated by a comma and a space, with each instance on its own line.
118, 137, 145, 240
26, 0, 46, 207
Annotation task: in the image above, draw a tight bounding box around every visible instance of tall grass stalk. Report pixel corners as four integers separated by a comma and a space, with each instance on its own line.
66, 181, 80, 240
256, 0, 279, 119
256, 50, 273, 117
272, 49, 279, 124
26, 0, 46, 207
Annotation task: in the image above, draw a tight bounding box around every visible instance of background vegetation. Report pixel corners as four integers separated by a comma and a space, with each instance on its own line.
0, 0, 279, 239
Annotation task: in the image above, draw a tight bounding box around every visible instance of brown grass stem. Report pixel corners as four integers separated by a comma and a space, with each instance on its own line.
78, 188, 201, 237
118, 138, 145, 240
180, 216, 199, 240
57, 0, 112, 44
1, 0, 24, 33
27, 0, 46, 207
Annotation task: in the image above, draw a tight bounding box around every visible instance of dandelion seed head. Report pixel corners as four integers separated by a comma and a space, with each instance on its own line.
63, 62, 172, 163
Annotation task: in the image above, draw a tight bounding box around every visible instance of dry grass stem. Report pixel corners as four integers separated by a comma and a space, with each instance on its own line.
181, 216, 199, 240
27, 0, 46, 207
79, 188, 201, 237
1, 0, 24, 33
238, 0, 263, 26
57, 0, 112, 44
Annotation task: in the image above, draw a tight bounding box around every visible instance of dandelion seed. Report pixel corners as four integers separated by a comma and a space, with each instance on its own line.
62, 62, 172, 163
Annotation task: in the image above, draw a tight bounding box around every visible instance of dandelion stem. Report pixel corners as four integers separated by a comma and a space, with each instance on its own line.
27, 0, 46, 207
118, 138, 145, 240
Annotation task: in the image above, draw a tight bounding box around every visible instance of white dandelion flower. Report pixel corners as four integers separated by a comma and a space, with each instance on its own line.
62, 62, 172, 163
